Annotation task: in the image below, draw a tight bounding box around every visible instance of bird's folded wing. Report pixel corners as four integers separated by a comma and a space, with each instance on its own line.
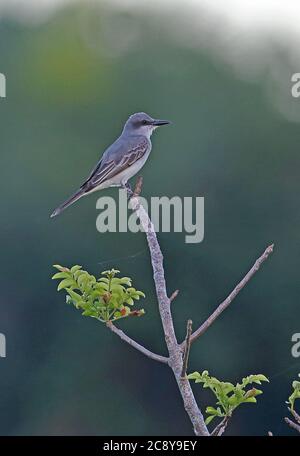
82, 138, 148, 191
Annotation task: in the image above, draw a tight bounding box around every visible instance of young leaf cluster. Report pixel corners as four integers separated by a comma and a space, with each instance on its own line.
188, 370, 269, 425
287, 373, 300, 411
52, 266, 145, 322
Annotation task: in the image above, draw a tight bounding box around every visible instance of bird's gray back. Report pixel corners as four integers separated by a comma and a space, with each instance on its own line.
104, 134, 150, 161
81, 134, 151, 191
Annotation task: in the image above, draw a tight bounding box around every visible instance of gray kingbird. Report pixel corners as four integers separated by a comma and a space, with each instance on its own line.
51, 112, 170, 218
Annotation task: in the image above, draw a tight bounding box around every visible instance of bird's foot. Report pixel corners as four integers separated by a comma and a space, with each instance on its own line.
122, 182, 133, 198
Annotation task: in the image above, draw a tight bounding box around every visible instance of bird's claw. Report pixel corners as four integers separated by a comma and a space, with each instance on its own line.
122, 182, 133, 198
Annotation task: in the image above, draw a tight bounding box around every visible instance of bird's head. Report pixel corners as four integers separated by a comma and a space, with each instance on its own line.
123, 112, 170, 138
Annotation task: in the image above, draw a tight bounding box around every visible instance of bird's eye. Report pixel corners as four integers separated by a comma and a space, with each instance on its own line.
142, 120, 147, 125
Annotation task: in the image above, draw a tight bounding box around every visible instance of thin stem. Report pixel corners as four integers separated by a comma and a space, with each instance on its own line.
211, 415, 231, 436
106, 321, 169, 364
133, 175, 143, 197
289, 407, 300, 424
108, 308, 116, 321
285, 416, 300, 434
170, 289, 179, 303
181, 319, 193, 378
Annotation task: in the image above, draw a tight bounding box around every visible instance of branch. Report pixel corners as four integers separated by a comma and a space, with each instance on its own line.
285, 416, 300, 434
211, 415, 231, 436
129, 178, 209, 436
133, 175, 143, 197
170, 289, 179, 303
285, 408, 300, 433
106, 321, 169, 364
183, 244, 274, 347
181, 319, 193, 378
289, 407, 300, 424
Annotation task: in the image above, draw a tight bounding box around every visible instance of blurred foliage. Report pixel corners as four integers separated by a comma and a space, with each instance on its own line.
188, 370, 269, 426
53, 266, 145, 321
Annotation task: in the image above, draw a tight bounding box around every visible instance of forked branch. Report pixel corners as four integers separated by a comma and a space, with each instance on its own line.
285, 416, 300, 434
285, 408, 300, 434
211, 415, 231, 436
112, 176, 274, 437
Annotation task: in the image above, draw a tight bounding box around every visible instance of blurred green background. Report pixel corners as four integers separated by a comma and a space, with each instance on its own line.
0, 0, 300, 436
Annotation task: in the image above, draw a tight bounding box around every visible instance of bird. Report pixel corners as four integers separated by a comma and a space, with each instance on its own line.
50, 112, 170, 218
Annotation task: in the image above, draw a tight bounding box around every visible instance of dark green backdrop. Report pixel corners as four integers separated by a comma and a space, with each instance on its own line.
0, 1, 299, 436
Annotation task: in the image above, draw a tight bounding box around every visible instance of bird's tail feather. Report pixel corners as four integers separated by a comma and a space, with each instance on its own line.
50, 188, 85, 218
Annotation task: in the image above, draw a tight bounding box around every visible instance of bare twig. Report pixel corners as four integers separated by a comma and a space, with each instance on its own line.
106, 321, 168, 364
182, 244, 274, 347
285, 416, 300, 434
211, 415, 231, 436
285, 408, 300, 433
181, 319, 193, 378
129, 183, 209, 436
133, 175, 143, 197
289, 408, 300, 424
170, 289, 179, 302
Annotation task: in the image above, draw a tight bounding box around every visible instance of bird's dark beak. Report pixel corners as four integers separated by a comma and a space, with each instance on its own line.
152, 119, 171, 126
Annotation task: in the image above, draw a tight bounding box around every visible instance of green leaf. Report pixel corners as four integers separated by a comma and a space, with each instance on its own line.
52, 272, 71, 280
187, 372, 201, 381
244, 388, 263, 398
77, 273, 89, 287
135, 291, 146, 298
118, 277, 132, 286
73, 270, 86, 280
206, 406, 221, 416
243, 397, 257, 403
111, 284, 125, 294
53, 264, 68, 271
101, 269, 120, 277
99, 277, 109, 283
66, 288, 82, 304
57, 279, 76, 291
71, 265, 82, 273
288, 374, 300, 410
254, 374, 269, 383
205, 415, 216, 425
125, 297, 134, 306
82, 309, 98, 317
240, 374, 269, 388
